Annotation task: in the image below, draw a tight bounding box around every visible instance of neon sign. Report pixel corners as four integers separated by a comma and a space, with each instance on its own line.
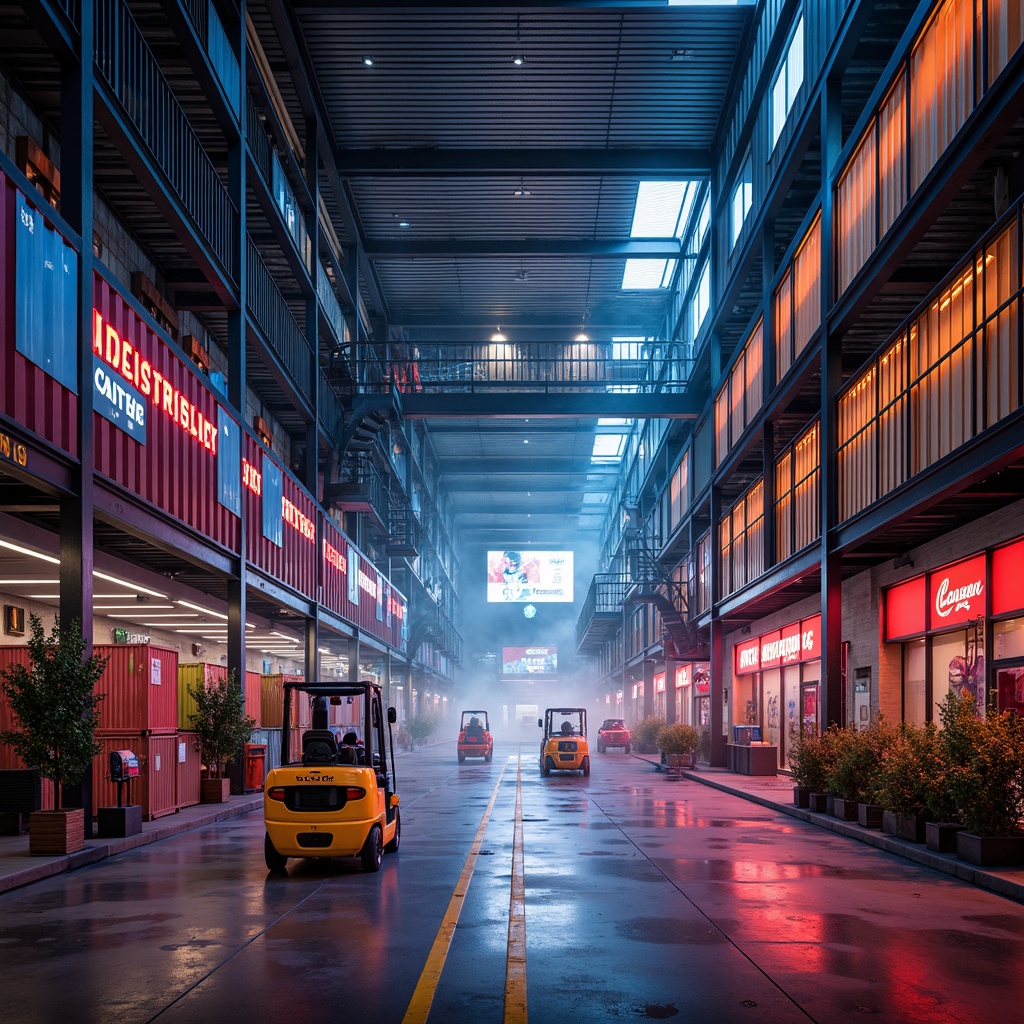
92, 309, 218, 453
282, 496, 315, 542
324, 539, 347, 573
242, 459, 262, 496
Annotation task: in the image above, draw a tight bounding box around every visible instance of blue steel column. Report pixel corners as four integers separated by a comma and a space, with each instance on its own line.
227, 2, 248, 696
304, 117, 320, 683
820, 77, 844, 731
59, 0, 95, 834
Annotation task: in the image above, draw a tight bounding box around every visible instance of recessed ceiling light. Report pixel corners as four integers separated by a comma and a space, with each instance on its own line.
512, 55, 525, 66
513, 187, 532, 197
362, 56, 375, 66
398, 220, 411, 229
575, 332, 590, 343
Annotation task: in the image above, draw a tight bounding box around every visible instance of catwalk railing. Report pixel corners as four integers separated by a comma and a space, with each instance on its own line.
93, 0, 238, 280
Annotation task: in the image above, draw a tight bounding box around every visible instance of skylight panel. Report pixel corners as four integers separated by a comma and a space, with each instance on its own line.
622, 259, 668, 289
630, 181, 690, 237
591, 434, 627, 462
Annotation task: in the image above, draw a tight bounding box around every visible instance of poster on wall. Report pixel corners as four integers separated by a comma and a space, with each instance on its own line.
486, 550, 573, 603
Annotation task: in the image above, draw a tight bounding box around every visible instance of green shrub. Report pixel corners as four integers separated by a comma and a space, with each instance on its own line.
630, 715, 666, 755
406, 713, 437, 745
657, 723, 700, 756
788, 731, 830, 791
823, 722, 896, 803
875, 722, 957, 820
940, 690, 1024, 836
0, 615, 108, 809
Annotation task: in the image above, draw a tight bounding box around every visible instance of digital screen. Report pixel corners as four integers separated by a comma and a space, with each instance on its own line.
486, 550, 573, 603
502, 646, 558, 675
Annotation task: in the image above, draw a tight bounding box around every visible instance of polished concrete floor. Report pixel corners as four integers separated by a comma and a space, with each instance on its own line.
1, 740, 1022, 1023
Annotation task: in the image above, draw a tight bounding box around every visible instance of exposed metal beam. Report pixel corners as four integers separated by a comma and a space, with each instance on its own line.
335, 147, 710, 178
303, 1, 752, 8
365, 238, 684, 259
403, 392, 703, 418
393, 311, 668, 332
440, 458, 626, 474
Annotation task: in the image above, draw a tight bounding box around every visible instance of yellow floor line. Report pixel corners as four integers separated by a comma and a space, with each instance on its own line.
401, 759, 509, 1024
505, 755, 528, 1024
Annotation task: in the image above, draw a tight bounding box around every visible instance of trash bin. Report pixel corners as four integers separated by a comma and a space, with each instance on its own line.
244, 743, 267, 792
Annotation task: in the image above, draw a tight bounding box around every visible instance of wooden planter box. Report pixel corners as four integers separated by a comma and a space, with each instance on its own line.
955, 831, 1024, 867
858, 803, 884, 829
882, 810, 927, 844
200, 777, 230, 803
29, 808, 85, 856
926, 822, 964, 854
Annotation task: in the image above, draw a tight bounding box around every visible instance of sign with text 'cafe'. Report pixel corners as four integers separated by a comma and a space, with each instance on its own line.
734, 615, 822, 676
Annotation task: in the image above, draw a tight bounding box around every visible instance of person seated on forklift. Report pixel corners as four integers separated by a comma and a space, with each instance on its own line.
466, 716, 484, 740
342, 730, 366, 764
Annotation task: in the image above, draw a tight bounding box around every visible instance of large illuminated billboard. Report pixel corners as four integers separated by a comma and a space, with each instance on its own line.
486, 550, 574, 603
502, 646, 558, 675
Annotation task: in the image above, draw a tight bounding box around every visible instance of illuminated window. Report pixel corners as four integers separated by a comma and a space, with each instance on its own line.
770, 16, 804, 150
731, 156, 753, 247
692, 261, 711, 337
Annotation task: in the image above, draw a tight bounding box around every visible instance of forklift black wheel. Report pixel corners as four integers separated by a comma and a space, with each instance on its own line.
264, 832, 288, 874
361, 824, 384, 872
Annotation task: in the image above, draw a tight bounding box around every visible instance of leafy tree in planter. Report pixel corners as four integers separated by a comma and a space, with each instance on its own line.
0, 614, 107, 810
187, 671, 256, 777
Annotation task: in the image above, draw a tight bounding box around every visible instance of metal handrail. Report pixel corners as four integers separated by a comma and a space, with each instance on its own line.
246, 236, 312, 399
93, 0, 238, 280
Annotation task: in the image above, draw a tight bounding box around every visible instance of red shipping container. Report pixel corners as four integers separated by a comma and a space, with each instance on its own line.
245, 670, 261, 727
260, 674, 307, 729
177, 731, 202, 809
92, 732, 178, 820
93, 644, 178, 733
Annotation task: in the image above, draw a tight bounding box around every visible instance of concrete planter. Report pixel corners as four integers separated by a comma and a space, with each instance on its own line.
831, 797, 859, 821
882, 810, 927, 844
808, 792, 829, 813
793, 786, 812, 808
926, 822, 964, 854
955, 831, 1024, 867
857, 803, 884, 829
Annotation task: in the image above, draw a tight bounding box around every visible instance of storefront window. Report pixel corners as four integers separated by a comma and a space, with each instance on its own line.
994, 617, 1024, 659
931, 629, 985, 721
783, 664, 801, 765
903, 637, 926, 725
763, 669, 781, 750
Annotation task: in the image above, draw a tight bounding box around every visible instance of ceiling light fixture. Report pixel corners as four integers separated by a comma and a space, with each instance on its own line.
0, 539, 59, 564
362, 56, 375, 66
512, 54, 525, 66
491, 327, 507, 342
575, 331, 590, 343
176, 599, 228, 620
93, 570, 167, 598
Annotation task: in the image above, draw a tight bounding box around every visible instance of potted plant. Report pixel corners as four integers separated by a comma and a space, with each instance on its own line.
187, 670, 256, 802
657, 723, 700, 769
939, 691, 1024, 866
631, 715, 666, 756
854, 719, 896, 829
876, 723, 946, 844
0, 614, 107, 855
821, 726, 866, 820
788, 731, 829, 808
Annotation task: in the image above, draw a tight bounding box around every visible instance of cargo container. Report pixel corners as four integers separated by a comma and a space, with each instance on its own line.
178, 664, 263, 730
176, 731, 201, 809
93, 644, 178, 733
260, 674, 308, 730
92, 732, 179, 820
